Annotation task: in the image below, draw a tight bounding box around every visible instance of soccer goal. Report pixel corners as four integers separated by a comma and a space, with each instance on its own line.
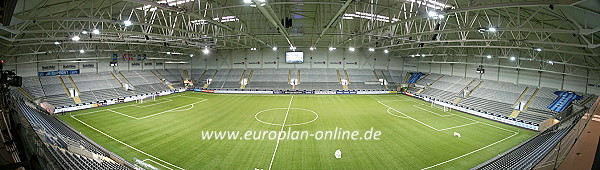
430, 101, 451, 112
136, 95, 157, 104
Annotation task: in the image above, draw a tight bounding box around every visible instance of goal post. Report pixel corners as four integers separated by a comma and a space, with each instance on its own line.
430, 101, 450, 112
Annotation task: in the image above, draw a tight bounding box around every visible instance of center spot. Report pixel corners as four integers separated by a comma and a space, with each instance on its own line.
255, 108, 319, 126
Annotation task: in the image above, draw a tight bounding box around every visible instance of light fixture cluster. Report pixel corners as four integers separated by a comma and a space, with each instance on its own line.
427, 11, 445, 19
137, 0, 195, 11
478, 27, 497, 33
407, 0, 453, 10
342, 12, 401, 23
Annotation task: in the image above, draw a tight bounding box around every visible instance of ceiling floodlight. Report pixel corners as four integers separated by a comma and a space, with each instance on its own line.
310, 47, 315, 51
486, 55, 492, 59
329, 47, 336, 51
92, 29, 100, 34
54, 42, 61, 45
368, 48, 375, 52
272, 47, 278, 51
203, 48, 210, 54
428, 11, 438, 18
71, 36, 80, 41
124, 20, 133, 26
510, 56, 516, 61
488, 27, 497, 32
384, 49, 389, 53
79, 49, 85, 53
348, 47, 355, 51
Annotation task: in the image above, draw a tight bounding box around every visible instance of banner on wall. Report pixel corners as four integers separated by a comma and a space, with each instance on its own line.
248, 62, 260, 64
131, 63, 141, 66
144, 63, 153, 66
346, 62, 358, 65
41, 65, 56, 71
38, 70, 80, 77
264, 61, 277, 64
330, 62, 342, 64
314, 61, 326, 64
82, 64, 95, 68
62, 64, 77, 70
234, 62, 245, 65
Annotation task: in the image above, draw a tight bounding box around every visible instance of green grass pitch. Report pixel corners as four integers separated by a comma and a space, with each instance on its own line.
58, 91, 536, 169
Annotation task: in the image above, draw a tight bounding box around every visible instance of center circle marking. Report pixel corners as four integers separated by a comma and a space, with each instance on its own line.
254, 108, 319, 126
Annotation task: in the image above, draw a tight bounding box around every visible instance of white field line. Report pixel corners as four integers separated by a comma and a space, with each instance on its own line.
70, 116, 185, 170
386, 108, 408, 119
106, 109, 138, 119
413, 105, 453, 117
73, 99, 207, 120
388, 96, 521, 169
421, 132, 519, 170
255, 108, 319, 126
137, 99, 206, 119
268, 96, 294, 170
378, 101, 442, 131
142, 159, 173, 170
437, 122, 479, 131
133, 99, 173, 108
71, 93, 195, 117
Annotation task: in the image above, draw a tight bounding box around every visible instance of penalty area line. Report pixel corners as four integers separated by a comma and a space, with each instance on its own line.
421, 132, 519, 170
69, 116, 185, 170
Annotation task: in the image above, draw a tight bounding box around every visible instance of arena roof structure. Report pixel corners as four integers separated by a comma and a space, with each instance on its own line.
1, 0, 599, 73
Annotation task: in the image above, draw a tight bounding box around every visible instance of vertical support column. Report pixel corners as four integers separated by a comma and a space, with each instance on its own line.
497, 58, 501, 82
585, 69, 589, 94
561, 64, 566, 90
516, 68, 520, 85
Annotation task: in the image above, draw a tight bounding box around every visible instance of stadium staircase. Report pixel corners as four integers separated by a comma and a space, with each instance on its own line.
380, 70, 389, 90
372, 70, 380, 81
241, 69, 253, 89
337, 70, 346, 89
203, 70, 219, 88
183, 70, 190, 80
522, 88, 540, 111
297, 69, 301, 89
197, 70, 207, 83
150, 70, 166, 85
452, 79, 479, 103
239, 69, 247, 89
417, 75, 444, 94
464, 81, 483, 98
152, 70, 176, 89
110, 72, 123, 86
343, 70, 350, 90
509, 87, 530, 118
67, 75, 83, 104
58, 76, 72, 98
117, 72, 136, 94
15, 87, 35, 101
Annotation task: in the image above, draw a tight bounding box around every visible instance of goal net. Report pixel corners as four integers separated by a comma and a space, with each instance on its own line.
430, 102, 450, 112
